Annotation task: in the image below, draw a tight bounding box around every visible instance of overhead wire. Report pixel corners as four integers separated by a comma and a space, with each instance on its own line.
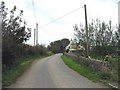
31, 1, 84, 42
31, 0, 57, 42
38, 6, 84, 39
32, 0, 37, 23
87, 9, 93, 21
39, 6, 83, 28
40, 27, 57, 39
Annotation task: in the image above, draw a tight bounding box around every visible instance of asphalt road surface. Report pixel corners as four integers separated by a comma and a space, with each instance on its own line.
9, 54, 109, 88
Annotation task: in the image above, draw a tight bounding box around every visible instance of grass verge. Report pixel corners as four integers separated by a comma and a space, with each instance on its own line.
3, 54, 52, 86
61, 55, 113, 85
61, 55, 100, 82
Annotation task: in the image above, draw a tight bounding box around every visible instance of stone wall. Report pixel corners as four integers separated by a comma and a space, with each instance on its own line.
65, 53, 111, 72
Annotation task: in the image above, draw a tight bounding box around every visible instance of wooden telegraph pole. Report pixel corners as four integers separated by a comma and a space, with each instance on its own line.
84, 4, 89, 57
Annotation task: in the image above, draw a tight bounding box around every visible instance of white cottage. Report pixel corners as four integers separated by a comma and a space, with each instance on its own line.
65, 40, 85, 54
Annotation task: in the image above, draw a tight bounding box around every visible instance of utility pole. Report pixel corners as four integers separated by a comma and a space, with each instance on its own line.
36, 23, 38, 45
34, 23, 38, 46
84, 4, 89, 57
34, 29, 36, 46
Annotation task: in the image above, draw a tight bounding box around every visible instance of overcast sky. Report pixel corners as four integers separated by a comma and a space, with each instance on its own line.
2, 0, 119, 46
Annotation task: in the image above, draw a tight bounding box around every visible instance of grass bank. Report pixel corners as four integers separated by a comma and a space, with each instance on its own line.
3, 53, 53, 86
61, 55, 115, 86
61, 55, 100, 82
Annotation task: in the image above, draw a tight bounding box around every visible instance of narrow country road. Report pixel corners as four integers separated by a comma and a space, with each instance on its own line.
9, 54, 108, 88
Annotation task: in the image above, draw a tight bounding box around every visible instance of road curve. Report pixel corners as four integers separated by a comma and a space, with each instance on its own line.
9, 54, 109, 88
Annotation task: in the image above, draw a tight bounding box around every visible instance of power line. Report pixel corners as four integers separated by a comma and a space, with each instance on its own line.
32, 0, 37, 22
87, 9, 93, 21
38, 6, 83, 41
40, 27, 56, 39
31, 2, 83, 44
39, 6, 83, 28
